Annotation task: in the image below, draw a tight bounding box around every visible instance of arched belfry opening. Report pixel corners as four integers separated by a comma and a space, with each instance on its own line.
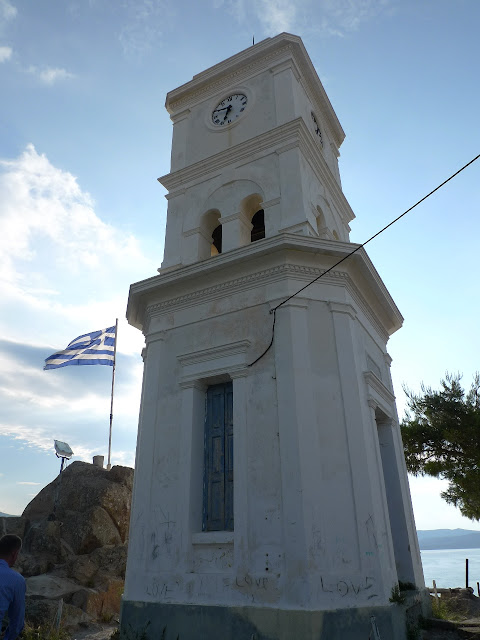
211, 224, 222, 255
200, 209, 222, 257
251, 209, 265, 242
240, 193, 265, 244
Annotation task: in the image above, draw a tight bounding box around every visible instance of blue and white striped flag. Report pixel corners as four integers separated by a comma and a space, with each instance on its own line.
44, 326, 116, 370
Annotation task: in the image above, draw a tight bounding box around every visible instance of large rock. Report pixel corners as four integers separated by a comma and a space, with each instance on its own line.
20, 520, 65, 576
20, 553, 53, 578
22, 462, 133, 555
66, 554, 99, 586
62, 506, 123, 555
90, 544, 128, 578
15, 461, 132, 631
70, 578, 124, 620
0, 516, 26, 538
66, 545, 127, 587
25, 598, 91, 629
26, 574, 83, 600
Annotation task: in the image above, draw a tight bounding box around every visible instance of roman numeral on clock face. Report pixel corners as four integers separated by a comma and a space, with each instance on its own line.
212, 93, 248, 126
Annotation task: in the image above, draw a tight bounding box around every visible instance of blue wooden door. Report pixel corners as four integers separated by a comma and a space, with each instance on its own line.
204, 381, 233, 531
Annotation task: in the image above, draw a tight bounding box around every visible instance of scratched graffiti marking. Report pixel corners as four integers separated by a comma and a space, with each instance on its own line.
193, 547, 233, 573
365, 515, 379, 550
145, 507, 179, 571
145, 576, 181, 601
144, 573, 280, 605
158, 509, 176, 534
235, 575, 269, 590
311, 528, 326, 558
319, 575, 378, 599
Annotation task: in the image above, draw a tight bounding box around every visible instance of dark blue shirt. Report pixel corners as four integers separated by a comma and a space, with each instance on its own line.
0, 559, 25, 640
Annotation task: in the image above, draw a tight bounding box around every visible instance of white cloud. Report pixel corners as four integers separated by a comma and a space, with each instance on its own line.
227, 0, 247, 24
0, 144, 150, 500
118, 0, 169, 58
316, 0, 390, 36
0, 3, 72, 82
38, 67, 75, 85
26, 65, 75, 85
0, 422, 62, 453
0, 421, 134, 468
0, 348, 142, 417
225, 0, 391, 38
0, 338, 143, 466
256, 0, 297, 34
0, 0, 17, 22
0, 144, 149, 291
0, 45, 11, 62
0, 144, 156, 357
16, 481, 41, 485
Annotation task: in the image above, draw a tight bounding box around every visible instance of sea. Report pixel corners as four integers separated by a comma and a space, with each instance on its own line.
421, 548, 480, 589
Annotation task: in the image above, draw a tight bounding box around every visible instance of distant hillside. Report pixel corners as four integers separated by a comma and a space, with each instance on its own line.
418, 529, 480, 550
0, 512, 15, 517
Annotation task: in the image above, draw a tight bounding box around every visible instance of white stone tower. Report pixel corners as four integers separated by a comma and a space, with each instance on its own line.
121, 33, 425, 640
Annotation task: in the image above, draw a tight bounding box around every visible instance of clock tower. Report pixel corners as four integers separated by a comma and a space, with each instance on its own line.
121, 33, 426, 640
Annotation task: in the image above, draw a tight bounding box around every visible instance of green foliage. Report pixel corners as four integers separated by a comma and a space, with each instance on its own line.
406, 624, 419, 640
431, 597, 449, 620
398, 581, 416, 591
431, 596, 465, 622
101, 612, 114, 623
20, 623, 70, 640
401, 373, 480, 520
389, 583, 405, 604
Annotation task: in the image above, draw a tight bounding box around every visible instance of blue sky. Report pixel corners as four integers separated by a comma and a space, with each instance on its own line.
1, 0, 479, 532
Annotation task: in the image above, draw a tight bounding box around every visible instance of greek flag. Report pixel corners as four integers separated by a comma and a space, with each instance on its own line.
44, 326, 116, 370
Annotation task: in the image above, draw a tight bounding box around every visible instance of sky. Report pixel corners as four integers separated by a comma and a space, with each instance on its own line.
0, 0, 479, 532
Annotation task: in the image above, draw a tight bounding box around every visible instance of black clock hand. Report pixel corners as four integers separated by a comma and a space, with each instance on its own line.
213, 106, 230, 113
223, 105, 232, 120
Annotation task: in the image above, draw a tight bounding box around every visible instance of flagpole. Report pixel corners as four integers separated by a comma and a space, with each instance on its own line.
107, 318, 118, 470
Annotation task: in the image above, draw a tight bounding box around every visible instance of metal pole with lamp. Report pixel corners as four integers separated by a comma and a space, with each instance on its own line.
107, 318, 118, 470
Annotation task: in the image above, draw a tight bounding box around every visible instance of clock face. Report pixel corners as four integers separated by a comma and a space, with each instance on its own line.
311, 112, 323, 146
212, 93, 248, 126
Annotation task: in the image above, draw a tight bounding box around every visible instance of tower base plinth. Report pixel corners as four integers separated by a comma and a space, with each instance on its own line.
120, 593, 428, 640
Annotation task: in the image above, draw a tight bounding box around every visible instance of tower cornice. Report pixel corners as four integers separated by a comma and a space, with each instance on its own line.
165, 33, 345, 149
159, 118, 355, 228
127, 234, 402, 341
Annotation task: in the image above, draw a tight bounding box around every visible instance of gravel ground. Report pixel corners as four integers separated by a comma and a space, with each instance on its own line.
70, 622, 118, 640
421, 619, 480, 639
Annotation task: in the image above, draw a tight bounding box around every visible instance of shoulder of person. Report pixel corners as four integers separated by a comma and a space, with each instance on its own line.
11, 568, 26, 585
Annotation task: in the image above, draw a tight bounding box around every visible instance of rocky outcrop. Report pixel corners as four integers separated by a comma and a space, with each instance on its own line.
22, 460, 133, 554
0, 516, 26, 539
1, 461, 133, 631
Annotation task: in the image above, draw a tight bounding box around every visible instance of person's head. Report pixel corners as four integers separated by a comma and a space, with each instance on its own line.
0, 535, 22, 567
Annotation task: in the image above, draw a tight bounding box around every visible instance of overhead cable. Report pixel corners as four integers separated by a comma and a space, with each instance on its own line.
247, 153, 480, 368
